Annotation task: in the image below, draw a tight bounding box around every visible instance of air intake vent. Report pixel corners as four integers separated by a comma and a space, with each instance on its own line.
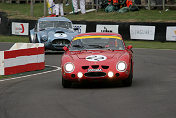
102, 66, 109, 69
82, 66, 89, 69
84, 72, 106, 77
92, 65, 99, 69
52, 39, 70, 45
55, 31, 64, 33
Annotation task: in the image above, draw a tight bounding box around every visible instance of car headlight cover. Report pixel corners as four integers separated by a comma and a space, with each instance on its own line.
64, 62, 75, 73
41, 35, 48, 42
108, 71, 114, 78
77, 72, 83, 78
117, 61, 127, 72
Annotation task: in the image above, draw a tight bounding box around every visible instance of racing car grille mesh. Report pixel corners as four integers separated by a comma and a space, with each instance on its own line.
92, 65, 99, 69
84, 72, 106, 77
52, 39, 70, 45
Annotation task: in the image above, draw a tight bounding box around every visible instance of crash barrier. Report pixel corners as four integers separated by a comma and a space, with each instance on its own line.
0, 43, 45, 75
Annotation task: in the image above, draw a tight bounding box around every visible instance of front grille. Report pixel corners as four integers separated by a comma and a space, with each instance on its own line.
55, 31, 64, 33
92, 65, 99, 69
52, 39, 70, 45
82, 66, 89, 69
84, 72, 106, 77
82, 65, 109, 70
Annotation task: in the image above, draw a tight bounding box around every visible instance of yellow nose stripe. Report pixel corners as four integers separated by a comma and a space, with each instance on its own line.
73, 36, 122, 41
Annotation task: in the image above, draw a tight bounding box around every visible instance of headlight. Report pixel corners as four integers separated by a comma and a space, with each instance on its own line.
117, 61, 127, 72
64, 62, 75, 73
41, 35, 48, 42
108, 71, 114, 78
77, 72, 83, 78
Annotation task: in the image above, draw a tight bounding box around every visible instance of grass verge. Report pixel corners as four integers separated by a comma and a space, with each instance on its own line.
0, 35, 29, 43
0, 3, 176, 22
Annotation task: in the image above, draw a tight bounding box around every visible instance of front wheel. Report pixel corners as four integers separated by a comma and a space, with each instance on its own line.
62, 77, 72, 88
29, 33, 32, 43
35, 35, 39, 43
123, 66, 133, 87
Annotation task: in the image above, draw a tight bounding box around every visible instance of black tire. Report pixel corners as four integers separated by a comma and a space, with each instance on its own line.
62, 77, 72, 88
35, 35, 39, 43
123, 64, 133, 87
29, 33, 32, 43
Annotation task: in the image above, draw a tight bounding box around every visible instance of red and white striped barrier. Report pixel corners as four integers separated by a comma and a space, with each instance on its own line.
0, 43, 45, 75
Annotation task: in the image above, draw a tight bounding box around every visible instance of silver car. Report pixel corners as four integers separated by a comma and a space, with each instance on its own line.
29, 17, 79, 51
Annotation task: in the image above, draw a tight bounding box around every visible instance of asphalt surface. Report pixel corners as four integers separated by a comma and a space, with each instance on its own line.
0, 43, 176, 118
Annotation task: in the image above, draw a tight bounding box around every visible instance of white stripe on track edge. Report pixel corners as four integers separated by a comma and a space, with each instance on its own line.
0, 65, 61, 82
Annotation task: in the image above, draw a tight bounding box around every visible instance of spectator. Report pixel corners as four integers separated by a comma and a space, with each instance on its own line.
47, 0, 54, 15
72, 0, 86, 14
54, 0, 64, 17
65, 0, 69, 6
141, 0, 146, 5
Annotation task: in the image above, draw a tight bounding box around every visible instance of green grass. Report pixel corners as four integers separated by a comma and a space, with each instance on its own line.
125, 40, 176, 50
67, 9, 176, 22
0, 75, 10, 79
0, 3, 176, 22
0, 35, 29, 42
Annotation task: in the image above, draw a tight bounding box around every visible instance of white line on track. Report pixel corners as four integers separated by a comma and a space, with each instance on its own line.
0, 65, 61, 82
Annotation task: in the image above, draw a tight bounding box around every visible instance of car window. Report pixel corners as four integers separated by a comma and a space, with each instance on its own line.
39, 21, 72, 30
55, 21, 72, 29
69, 37, 125, 51
39, 21, 54, 30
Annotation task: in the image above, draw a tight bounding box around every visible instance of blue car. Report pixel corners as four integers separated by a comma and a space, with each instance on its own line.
29, 17, 79, 51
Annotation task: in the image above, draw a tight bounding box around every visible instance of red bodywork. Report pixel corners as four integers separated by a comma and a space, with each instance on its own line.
61, 33, 133, 84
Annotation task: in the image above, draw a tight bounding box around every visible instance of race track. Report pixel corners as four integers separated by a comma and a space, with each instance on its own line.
0, 43, 176, 118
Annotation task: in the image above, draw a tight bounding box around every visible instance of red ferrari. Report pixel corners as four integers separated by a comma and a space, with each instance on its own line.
61, 32, 133, 87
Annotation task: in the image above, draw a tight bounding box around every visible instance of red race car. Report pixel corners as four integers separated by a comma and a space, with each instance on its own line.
61, 32, 133, 87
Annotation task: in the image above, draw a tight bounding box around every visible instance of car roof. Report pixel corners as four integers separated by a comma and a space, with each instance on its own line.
38, 17, 71, 22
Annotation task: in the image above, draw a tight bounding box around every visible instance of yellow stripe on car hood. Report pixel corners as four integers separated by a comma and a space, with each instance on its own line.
73, 36, 122, 41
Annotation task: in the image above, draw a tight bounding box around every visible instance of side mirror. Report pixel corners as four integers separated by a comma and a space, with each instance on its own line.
127, 45, 133, 50
63, 46, 69, 51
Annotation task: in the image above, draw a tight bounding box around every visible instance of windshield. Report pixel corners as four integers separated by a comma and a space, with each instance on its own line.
69, 37, 125, 51
39, 21, 72, 30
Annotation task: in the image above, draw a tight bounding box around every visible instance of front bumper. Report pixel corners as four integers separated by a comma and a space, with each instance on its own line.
62, 70, 130, 82
44, 39, 70, 51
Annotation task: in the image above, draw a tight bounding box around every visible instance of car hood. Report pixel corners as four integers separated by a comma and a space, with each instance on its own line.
38, 27, 79, 41
68, 50, 127, 62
